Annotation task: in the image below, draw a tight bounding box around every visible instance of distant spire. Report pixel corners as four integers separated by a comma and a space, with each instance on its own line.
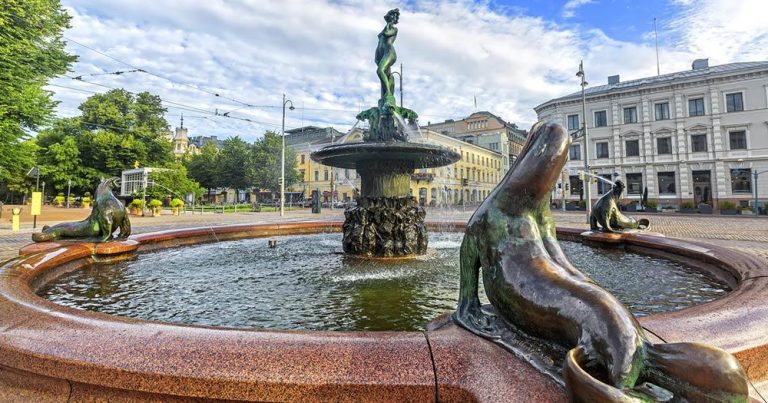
180, 113, 184, 128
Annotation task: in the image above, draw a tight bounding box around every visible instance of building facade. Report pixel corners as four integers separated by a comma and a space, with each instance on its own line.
421, 111, 527, 174
289, 126, 505, 206
535, 60, 768, 210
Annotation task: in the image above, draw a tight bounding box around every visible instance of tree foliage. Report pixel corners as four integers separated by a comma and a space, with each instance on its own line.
34, 89, 175, 195
185, 141, 220, 193
249, 131, 300, 193
0, 0, 76, 196
216, 136, 251, 193
146, 162, 202, 201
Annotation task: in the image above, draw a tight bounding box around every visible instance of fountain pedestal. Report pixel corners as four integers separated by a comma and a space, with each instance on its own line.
311, 142, 459, 257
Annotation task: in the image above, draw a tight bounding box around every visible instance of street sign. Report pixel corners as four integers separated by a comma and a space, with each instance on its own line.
31, 192, 42, 216
26, 167, 40, 178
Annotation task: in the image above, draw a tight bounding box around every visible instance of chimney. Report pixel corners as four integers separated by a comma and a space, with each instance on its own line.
608, 75, 620, 85
692, 58, 709, 70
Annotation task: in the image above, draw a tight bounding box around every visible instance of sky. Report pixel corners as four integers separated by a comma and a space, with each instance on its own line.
46, 0, 768, 142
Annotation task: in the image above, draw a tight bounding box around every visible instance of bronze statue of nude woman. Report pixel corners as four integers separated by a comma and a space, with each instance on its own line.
376, 8, 399, 104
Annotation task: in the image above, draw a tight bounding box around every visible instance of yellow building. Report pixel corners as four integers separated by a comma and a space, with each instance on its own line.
290, 126, 504, 206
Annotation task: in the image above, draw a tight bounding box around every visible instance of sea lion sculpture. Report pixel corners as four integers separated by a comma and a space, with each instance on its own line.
32, 177, 131, 242
590, 180, 647, 232
454, 122, 747, 402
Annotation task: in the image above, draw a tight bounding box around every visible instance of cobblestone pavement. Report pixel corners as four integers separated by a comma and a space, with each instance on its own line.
2, 208, 768, 264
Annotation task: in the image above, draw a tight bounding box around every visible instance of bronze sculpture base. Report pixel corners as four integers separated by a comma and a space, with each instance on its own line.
342, 196, 427, 257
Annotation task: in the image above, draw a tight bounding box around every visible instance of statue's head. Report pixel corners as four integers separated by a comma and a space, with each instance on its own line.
384, 8, 400, 24
99, 177, 120, 190
613, 180, 625, 197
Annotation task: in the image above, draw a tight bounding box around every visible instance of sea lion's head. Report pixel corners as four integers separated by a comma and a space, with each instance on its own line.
612, 180, 625, 198
511, 122, 571, 200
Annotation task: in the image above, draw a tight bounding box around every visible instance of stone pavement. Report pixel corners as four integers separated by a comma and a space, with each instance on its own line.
2, 208, 768, 264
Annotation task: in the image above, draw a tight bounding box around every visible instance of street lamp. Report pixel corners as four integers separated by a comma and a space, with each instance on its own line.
576, 60, 591, 224
281, 93, 295, 217
753, 169, 768, 214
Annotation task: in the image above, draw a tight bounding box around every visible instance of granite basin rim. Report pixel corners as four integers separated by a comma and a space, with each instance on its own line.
310, 142, 461, 169
1, 222, 766, 401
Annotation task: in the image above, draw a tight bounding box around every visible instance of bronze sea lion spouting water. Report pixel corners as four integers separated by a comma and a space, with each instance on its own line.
32, 177, 131, 242
590, 179, 648, 232
453, 122, 748, 402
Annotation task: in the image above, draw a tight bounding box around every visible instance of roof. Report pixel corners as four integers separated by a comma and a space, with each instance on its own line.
535, 61, 768, 111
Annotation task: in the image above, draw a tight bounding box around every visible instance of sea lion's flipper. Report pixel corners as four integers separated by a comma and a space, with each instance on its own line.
454, 233, 498, 338
642, 342, 749, 402
564, 347, 643, 402
118, 214, 131, 239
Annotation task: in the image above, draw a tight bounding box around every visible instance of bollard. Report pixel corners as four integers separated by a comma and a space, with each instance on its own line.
268, 239, 277, 248
11, 208, 21, 232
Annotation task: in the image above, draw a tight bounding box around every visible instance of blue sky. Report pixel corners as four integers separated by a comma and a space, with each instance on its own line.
46, 0, 767, 142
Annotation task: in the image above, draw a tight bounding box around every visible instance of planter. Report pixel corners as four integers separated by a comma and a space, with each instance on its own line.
719, 209, 739, 215
153, 208, 161, 217
678, 208, 696, 214
698, 204, 713, 214
82, 202, 91, 209
172, 207, 180, 216
625, 204, 638, 212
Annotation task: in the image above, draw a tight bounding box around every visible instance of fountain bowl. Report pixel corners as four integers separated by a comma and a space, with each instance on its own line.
1, 222, 767, 401
310, 142, 460, 170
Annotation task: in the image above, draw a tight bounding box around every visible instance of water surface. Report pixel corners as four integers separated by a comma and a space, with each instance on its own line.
39, 233, 728, 331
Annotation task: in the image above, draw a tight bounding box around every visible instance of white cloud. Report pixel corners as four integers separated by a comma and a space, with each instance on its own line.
562, 0, 594, 19
44, 0, 766, 143
665, 0, 768, 64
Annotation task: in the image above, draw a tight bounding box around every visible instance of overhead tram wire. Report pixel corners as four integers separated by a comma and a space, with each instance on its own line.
48, 81, 285, 129
63, 35, 270, 109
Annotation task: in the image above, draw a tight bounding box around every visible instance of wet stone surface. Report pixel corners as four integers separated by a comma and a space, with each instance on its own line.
342, 196, 427, 257
38, 233, 728, 331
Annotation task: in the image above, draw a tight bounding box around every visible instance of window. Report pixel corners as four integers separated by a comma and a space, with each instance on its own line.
623, 106, 637, 123
567, 114, 580, 131
594, 110, 607, 127
314, 171, 319, 181
730, 169, 752, 193
729, 131, 747, 150
595, 142, 609, 159
725, 92, 744, 112
688, 97, 705, 116
654, 102, 670, 120
626, 173, 643, 195
625, 139, 640, 157
569, 175, 583, 196
324, 170, 329, 181
569, 144, 581, 160
597, 174, 613, 194
691, 134, 708, 152
658, 172, 676, 195
299, 169, 305, 179
300, 154, 305, 164
656, 137, 672, 155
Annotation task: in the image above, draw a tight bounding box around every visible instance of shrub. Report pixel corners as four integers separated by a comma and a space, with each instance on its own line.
148, 199, 163, 209
578, 200, 586, 208
679, 201, 695, 209
170, 198, 185, 208
719, 201, 736, 210
129, 199, 144, 209
644, 199, 658, 209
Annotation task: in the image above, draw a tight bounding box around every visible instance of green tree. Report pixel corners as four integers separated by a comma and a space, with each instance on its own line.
249, 131, 300, 193
146, 162, 202, 201
217, 136, 251, 196
78, 88, 171, 168
186, 141, 220, 197
0, 0, 76, 196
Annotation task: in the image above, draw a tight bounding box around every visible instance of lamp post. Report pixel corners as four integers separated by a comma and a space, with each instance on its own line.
753, 169, 768, 214
281, 93, 295, 217
576, 60, 591, 224
391, 63, 403, 107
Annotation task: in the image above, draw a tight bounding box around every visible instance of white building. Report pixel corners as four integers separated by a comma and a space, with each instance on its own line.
535, 60, 768, 211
